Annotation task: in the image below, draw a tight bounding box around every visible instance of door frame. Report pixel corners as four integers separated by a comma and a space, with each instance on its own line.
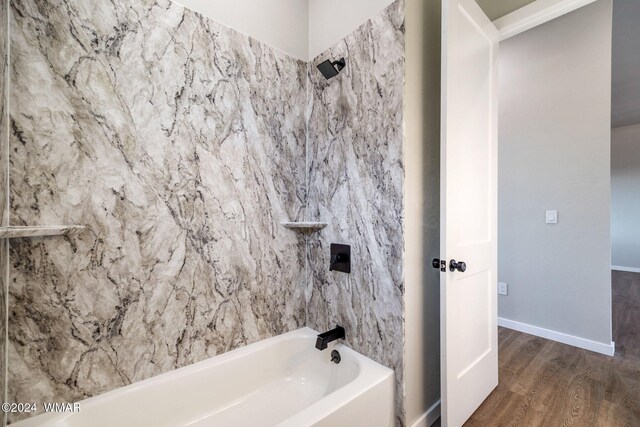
494, 0, 599, 41
403, 1, 601, 426
434, 1, 602, 426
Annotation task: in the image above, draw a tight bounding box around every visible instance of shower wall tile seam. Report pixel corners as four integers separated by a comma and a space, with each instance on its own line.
304, 62, 310, 322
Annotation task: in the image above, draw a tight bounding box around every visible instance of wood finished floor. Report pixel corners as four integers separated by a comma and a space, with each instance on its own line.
435, 270, 640, 427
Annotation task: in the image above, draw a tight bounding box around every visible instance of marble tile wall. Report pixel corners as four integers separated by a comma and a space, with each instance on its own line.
1, 0, 8, 422
0, 0, 6, 226
0, 240, 5, 427
306, 0, 406, 424
6, 0, 408, 424
8, 0, 307, 422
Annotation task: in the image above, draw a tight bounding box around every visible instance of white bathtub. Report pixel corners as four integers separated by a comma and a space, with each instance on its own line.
15, 328, 394, 427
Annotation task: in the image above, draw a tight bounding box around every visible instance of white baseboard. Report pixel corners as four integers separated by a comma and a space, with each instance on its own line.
410, 400, 441, 427
612, 265, 640, 273
498, 317, 615, 356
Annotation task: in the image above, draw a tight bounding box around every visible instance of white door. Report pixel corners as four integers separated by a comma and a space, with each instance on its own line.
440, 0, 499, 426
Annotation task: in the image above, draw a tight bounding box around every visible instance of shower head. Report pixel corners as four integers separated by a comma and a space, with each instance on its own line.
316, 58, 346, 80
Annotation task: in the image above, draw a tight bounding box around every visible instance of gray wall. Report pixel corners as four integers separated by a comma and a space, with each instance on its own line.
404, 0, 441, 424
498, 0, 613, 345
611, 124, 640, 270
612, 0, 640, 128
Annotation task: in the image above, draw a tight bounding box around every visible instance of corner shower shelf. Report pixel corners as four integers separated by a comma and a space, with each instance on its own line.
0, 225, 86, 239
281, 222, 328, 233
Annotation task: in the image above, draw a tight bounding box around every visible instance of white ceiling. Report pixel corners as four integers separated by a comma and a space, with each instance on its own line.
612, 0, 640, 128
308, 0, 395, 60
173, 0, 309, 60
173, 0, 394, 61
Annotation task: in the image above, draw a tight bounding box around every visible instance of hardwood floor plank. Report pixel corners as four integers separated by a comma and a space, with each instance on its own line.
508, 340, 581, 408
605, 356, 640, 413
465, 386, 531, 425
539, 350, 608, 426
460, 271, 640, 427
612, 271, 640, 360
595, 400, 640, 427
498, 330, 547, 391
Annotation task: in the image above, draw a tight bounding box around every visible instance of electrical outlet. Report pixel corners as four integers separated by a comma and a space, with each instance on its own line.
498, 282, 508, 296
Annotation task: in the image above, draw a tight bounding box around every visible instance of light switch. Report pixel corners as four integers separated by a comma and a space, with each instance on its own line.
546, 210, 558, 224
498, 282, 508, 296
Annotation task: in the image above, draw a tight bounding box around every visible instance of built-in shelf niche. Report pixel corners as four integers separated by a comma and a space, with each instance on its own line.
281, 222, 327, 233
0, 225, 86, 239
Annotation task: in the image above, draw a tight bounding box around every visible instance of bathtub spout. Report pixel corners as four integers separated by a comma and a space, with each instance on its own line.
315, 325, 345, 350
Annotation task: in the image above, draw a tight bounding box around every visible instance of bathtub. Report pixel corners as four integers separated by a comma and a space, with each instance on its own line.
14, 328, 394, 427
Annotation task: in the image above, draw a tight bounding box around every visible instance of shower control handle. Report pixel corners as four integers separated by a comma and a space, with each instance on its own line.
449, 259, 467, 273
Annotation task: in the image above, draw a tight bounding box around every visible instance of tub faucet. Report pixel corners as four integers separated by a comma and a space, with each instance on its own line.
315, 325, 345, 350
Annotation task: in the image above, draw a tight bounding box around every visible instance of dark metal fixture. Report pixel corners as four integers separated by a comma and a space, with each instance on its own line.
330, 243, 351, 273
432, 258, 446, 272
433, 258, 466, 273
331, 350, 341, 364
317, 57, 346, 80
449, 259, 467, 272
315, 325, 346, 350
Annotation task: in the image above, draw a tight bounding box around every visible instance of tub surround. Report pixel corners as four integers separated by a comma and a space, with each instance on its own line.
0, 0, 6, 226
0, 0, 8, 417
7, 0, 407, 425
0, 241, 6, 425
306, 0, 405, 423
9, 0, 307, 421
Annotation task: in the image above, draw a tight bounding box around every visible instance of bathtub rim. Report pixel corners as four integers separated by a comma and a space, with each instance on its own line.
12, 327, 394, 427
